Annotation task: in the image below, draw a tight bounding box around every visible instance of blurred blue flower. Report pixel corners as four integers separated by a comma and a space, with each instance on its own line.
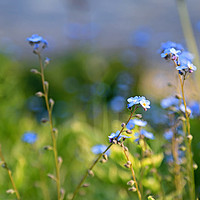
160, 41, 184, 52
110, 96, 125, 112
108, 130, 131, 143
160, 96, 179, 109
27, 34, 48, 49
140, 129, 154, 139
179, 51, 194, 63
22, 132, 37, 144
189, 101, 200, 117
130, 29, 151, 48
163, 130, 173, 140
126, 120, 135, 130
91, 145, 110, 156
134, 129, 154, 141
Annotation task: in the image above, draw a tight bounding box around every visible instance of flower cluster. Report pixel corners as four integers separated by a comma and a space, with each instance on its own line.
127, 96, 150, 111
160, 41, 197, 75
108, 130, 131, 143
27, 34, 48, 49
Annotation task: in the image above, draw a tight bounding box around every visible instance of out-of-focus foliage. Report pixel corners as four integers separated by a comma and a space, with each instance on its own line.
0, 51, 200, 200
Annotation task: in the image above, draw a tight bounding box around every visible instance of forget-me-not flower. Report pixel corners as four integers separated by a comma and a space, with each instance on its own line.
140, 98, 151, 111
27, 34, 48, 49
134, 129, 154, 142
108, 130, 131, 143
22, 132, 37, 144
91, 145, 110, 156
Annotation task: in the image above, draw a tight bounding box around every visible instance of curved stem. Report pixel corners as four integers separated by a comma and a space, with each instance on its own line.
0, 145, 21, 200
37, 53, 61, 200
123, 147, 142, 200
71, 107, 137, 200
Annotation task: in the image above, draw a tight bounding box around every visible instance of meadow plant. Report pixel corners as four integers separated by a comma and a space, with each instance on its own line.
71, 96, 154, 200
0, 145, 21, 200
27, 34, 63, 200
160, 41, 197, 200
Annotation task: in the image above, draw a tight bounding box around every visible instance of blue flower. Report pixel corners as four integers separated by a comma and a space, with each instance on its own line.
126, 120, 135, 130
140, 129, 154, 139
163, 130, 173, 140
22, 132, 37, 144
161, 48, 181, 60
176, 61, 197, 73
189, 101, 200, 117
160, 41, 184, 52
127, 96, 141, 108
140, 98, 150, 111
108, 131, 131, 143
91, 145, 110, 156
127, 119, 147, 129
27, 34, 48, 49
179, 51, 194, 63
134, 129, 154, 142
160, 96, 179, 109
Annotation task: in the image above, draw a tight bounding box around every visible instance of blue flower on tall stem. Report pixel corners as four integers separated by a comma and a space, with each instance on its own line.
27, 34, 48, 49
134, 129, 154, 142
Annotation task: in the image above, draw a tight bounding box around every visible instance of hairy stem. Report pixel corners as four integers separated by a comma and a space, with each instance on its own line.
123, 147, 142, 200
0, 145, 21, 200
37, 53, 61, 200
178, 74, 195, 200
71, 107, 137, 200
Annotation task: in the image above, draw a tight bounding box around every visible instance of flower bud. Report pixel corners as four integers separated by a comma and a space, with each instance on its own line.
148, 196, 155, 200
49, 98, 54, 107
47, 173, 57, 182
121, 123, 126, 128
135, 114, 142, 118
6, 189, 15, 194
53, 128, 58, 135
178, 116, 186, 121
128, 186, 136, 192
43, 145, 53, 151
88, 170, 94, 177
127, 180, 134, 186
126, 130, 132, 134
82, 183, 90, 187
124, 146, 128, 151
35, 91, 44, 97
175, 94, 182, 99
44, 81, 49, 90
41, 118, 48, 123
187, 135, 193, 141
58, 156, 63, 166
30, 69, 40, 74
103, 154, 108, 160
193, 163, 198, 170
112, 139, 117, 144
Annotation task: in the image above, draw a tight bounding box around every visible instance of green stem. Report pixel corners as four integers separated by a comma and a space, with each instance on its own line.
37, 53, 61, 200
0, 145, 21, 200
178, 74, 195, 200
123, 147, 142, 200
71, 107, 137, 200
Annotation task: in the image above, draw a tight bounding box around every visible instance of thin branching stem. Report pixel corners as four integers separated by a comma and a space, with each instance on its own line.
0, 144, 20, 200
178, 74, 195, 200
71, 106, 138, 200
123, 147, 142, 200
37, 52, 61, 200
